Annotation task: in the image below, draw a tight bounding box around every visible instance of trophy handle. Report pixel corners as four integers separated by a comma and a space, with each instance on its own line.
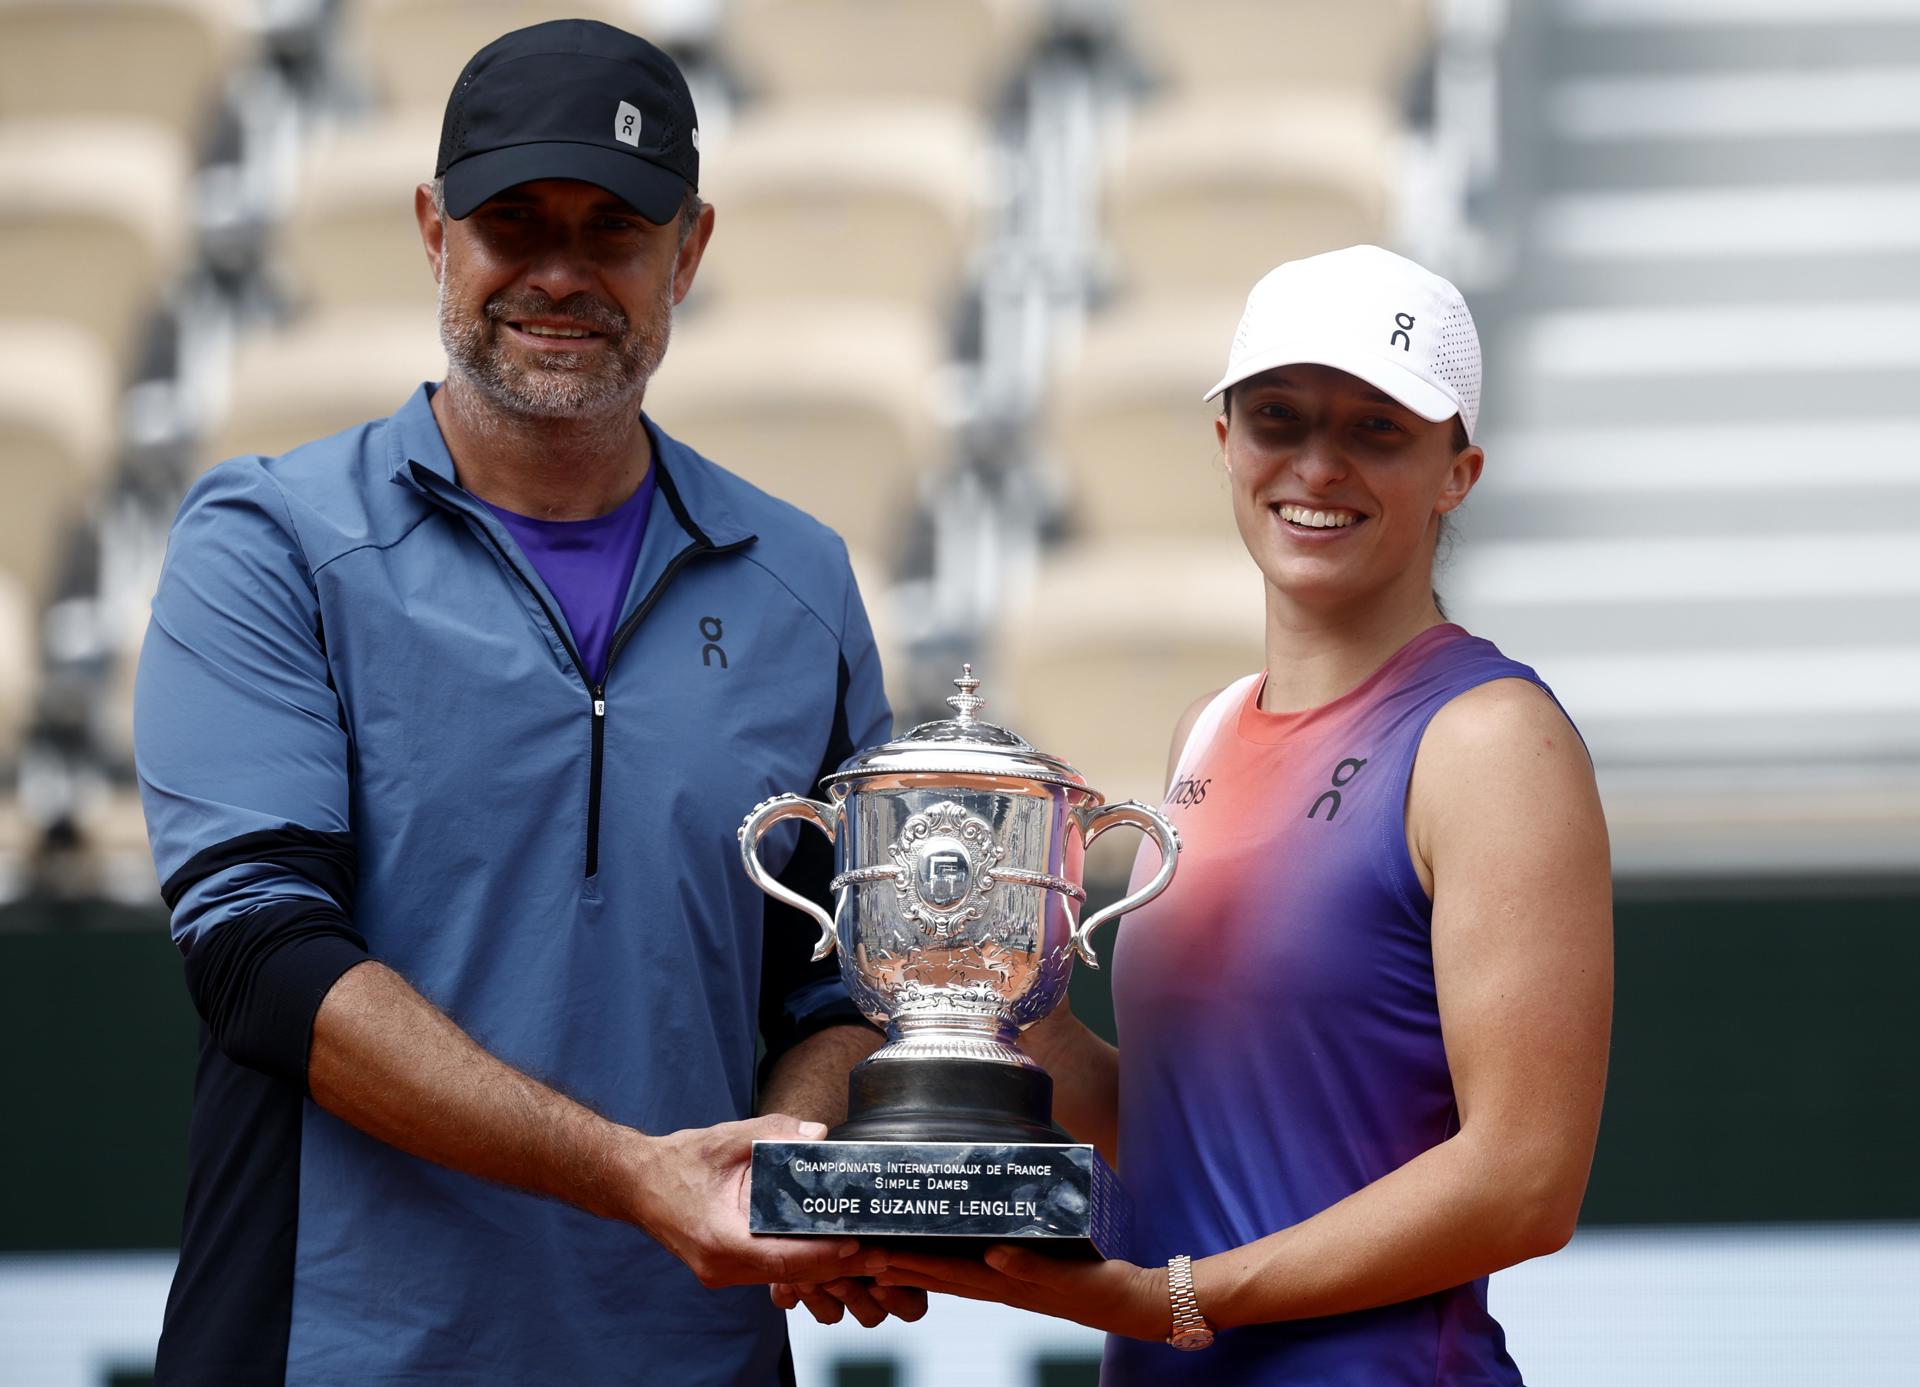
738, 794, 840, 962
1068, 801, 1181, 968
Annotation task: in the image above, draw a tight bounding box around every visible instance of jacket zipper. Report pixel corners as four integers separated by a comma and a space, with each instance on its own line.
578, 541, 733, 876
416, 463, 751, 880
472, 524, 736, 878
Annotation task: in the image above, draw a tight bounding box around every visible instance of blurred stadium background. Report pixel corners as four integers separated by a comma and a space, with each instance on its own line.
1, 0, 1917, 1381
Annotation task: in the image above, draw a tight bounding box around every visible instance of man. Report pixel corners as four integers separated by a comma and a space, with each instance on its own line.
135, 20, 916, 1385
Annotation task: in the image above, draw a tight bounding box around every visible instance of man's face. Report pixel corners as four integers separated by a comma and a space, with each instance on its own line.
421, 177, 706, 421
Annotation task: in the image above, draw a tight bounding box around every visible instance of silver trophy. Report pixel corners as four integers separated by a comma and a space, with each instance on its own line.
738, 666, 1178, 1253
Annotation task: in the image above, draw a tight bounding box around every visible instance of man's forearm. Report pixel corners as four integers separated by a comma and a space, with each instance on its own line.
758, 1024, 882, 1127
308, 961, 873, 1290
308, 960, 643, 1224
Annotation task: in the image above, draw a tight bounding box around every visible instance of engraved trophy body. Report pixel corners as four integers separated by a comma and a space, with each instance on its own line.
738, 668, 1178, 1256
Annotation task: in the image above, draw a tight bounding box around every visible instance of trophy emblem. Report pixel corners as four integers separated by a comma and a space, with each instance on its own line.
737, 666, 1180, 1256
894, 802, 997, 929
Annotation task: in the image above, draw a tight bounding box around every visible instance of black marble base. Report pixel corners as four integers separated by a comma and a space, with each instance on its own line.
833, 1057, 1067, 1144
749, 1139, 1131, 1260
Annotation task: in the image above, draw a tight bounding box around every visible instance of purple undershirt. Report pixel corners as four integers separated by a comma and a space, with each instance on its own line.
481, 467, 657, 685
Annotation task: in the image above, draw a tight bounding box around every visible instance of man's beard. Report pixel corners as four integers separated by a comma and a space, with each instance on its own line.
438, 272, 673, 422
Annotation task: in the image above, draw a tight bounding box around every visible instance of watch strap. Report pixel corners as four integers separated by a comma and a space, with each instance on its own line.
1165, 1253, 1214, 1350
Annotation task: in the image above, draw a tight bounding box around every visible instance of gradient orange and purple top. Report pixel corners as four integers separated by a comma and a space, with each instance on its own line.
1103, 623, 1575, 1385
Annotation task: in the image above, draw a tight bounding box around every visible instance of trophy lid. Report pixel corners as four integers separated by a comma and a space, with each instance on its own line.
822, 665, 1097, 795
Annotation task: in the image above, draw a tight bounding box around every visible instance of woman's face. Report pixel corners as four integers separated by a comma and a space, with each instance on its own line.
1219, 364, 1482, 614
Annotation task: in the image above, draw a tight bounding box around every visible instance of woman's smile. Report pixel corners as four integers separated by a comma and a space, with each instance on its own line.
1270, 502, 1369, 539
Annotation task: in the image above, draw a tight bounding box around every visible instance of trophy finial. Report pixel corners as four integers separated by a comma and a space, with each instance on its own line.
947, 664, 985, 723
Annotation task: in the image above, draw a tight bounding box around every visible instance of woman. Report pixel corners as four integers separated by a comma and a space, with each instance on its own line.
867, 245, 1613, 1383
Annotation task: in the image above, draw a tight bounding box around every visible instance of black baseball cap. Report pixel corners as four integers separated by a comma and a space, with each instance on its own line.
436, 19, 699, 225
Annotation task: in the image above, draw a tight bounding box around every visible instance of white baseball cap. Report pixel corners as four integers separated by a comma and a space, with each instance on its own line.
1204, 244, 1482, 441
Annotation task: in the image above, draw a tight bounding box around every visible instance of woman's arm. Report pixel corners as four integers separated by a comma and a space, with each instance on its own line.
1017, 1005, 1119, 1158
875, 678, 1612, 1338
1195, 679, 1612, 1324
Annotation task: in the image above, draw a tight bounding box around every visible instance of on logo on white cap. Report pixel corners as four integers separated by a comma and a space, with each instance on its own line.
615, 101, 641, 147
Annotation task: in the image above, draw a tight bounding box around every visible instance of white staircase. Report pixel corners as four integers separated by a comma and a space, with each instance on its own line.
1451, 0, 1920, 875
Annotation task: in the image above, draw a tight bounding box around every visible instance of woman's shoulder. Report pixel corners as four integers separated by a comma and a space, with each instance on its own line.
1406, 628, 1576, 736
1404, 675, 1605, 899
1412, 675, 1597, 826
1418, 624, 1545, 683
1162, 676, 1259, 788
1170, 684, 1227, 747
1425, 674, 1576, 749
1416, 626, 1581, 750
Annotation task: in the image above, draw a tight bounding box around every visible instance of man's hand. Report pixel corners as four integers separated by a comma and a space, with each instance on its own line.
756, 1028, 925, 1325
770, 1278, 928, 1328
627, 1113, 872, 1289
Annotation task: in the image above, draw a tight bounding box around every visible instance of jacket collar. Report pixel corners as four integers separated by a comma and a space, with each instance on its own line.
386, 382, 754, 550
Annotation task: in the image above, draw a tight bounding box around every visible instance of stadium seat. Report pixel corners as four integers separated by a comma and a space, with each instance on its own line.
644, 301, 946, 564
203, 308, 446, 470
1446, 532, 1920, 767
0, 319, 119, 602
1106, 93, 1396, 301
279, 115, 442, 312
1127, 0, 1431, 102
997, 538, 1266, 817
718, 0, 1040, 111
845, 546, 904, 699
0, 785, 27, 886
78, 789, 156, 872
1045, 296, 1243, 544
346, 0, 634, 115
0, 0, 248, 145
696, 102, 988, 316
88, 579, 157, 776
0, 120, 193, 371
0, 573, 36, 773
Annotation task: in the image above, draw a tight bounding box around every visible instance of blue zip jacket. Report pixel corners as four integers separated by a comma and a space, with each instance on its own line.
135, 383, 891, 1385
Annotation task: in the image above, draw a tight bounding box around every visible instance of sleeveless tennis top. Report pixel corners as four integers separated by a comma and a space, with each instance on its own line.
1103, 623, 1571, 1385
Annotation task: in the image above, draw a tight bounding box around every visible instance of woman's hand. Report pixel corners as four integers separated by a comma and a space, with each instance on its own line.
868, 1245, 1171, 1341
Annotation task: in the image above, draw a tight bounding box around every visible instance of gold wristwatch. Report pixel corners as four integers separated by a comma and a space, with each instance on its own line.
1165, 1253, 1215, 1351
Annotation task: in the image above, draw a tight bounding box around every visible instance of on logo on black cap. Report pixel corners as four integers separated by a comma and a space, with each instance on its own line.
615, 100, 641, 147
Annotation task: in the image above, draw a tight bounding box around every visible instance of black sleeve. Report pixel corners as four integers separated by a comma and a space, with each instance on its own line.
162, 827, 371, 1090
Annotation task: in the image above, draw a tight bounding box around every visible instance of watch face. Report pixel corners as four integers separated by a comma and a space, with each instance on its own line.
1170, 1327, 1215, 1352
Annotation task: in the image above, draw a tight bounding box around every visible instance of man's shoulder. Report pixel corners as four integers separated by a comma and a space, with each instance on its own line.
180, 404, 430, 571
666, 436, 845, 551
656, 429, 857, 609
